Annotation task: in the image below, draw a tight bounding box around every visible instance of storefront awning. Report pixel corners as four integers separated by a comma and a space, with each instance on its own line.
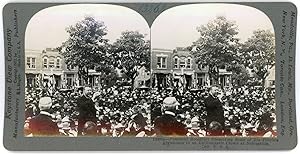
173, 72, 194, 76
26, 72, 39, 75
184, 72, 194, 76
173, 76, 181, 79
153, 70, 171, 74
43, 72, 63, 76
53, 73, 63, 76
173, 72, 182, 76
219, 72, 232, 75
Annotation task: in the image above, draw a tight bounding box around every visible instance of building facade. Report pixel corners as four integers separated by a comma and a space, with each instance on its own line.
25, 48, 151, 90
25, 48, 79, 89
151, 47, 232, 90
26, 47, 234, 90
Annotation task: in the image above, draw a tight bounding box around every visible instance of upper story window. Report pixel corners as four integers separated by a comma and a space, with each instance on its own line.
180, 57, 186, 68
187, 58, 192, 69
157, 56, 167, 69
88, 65, 95, 70
43, 58, 48, 68
26, 57, 36, 69
174, 57, 179, 69
49, 58, 55, 68
67, 65, 75, 70
56, 58, 61, 69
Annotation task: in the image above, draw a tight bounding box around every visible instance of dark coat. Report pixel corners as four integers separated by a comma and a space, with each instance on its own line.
204, 94, 225, 129
154, 112, 187, 136
77, 96, 97, 121
77, 95, 97, 136
29, 112, 59, 136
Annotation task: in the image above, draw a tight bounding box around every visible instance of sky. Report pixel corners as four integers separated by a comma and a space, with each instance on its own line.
26, 4, 275, 51
151, 4, 275, 50
25, 4, 150, 51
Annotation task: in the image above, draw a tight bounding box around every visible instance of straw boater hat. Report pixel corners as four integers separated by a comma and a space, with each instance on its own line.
190, 117, 200, 130
191, 117, 200, 123
62, 116, 71, 123
61, 117, 71, 130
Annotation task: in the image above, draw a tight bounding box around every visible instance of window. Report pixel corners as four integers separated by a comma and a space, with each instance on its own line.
56, 58, 61, 69
49, 58, 55, 68
157, 57, 167, 69
67, 65, 75, 70
88, 65, 95, 70
43, 58, 48, 68
174, 57, 179, 68
26, 57, 30, 68
32, 58, 36, 68
26, 57, 36, 69
197, 74, 205, 86
66, 74, 74, 87
180, 57, 186, 68
187, 58, 192, 69
269, 80, 275, 86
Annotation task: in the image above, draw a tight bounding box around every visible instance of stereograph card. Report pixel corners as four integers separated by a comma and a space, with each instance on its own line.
2, 1, 298, 151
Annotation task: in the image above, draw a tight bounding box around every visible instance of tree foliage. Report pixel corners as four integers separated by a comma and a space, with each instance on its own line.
191, 16, 240, 83
95, 64, 118, 88
241, 29, 275, 86
111, 31, 150, 87
229, 64, 250, 87
59, 16, 109, 83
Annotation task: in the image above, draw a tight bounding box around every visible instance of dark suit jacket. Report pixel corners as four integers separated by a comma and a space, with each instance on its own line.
204, 94, 225, 128
154, 111, 187, 136
77, 96, 97, 121
29, 112, 59, 136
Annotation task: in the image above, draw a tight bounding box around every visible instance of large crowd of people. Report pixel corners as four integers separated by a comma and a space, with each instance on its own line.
24, 84, 276, 137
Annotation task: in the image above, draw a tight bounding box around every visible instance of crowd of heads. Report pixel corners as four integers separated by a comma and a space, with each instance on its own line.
24, 84, 276, 137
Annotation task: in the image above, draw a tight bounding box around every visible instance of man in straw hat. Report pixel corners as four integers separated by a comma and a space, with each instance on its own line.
153, 97, 187, 136
59, 116, 76, 137
29, 97, 59, 136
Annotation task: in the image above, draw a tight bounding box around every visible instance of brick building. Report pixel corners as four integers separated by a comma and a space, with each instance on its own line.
151, 47, 232, 90
25, 48, 150, 90
25, 48, 79, 89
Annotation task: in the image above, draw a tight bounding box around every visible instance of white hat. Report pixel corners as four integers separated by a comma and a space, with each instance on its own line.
191, 117, 200, 123
191, 123, 200, 130
61, 122, 71, 130
62, 116, 70, 123
38, 97, 52, 110
163, 97, 180, 107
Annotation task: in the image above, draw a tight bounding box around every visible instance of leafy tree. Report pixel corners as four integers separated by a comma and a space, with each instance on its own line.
95, 64, 118, 88
111, 31, 150, 88
59, 16, 109, 84
241, 29, 275, 87
191, 16, 240, 85
229, 64, 250, 87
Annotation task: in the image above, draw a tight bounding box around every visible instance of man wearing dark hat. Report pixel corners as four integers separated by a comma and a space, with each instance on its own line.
153, 97, 187, 136
124, 113, 148, 137
207, 121, 223, 136
204, 86, 225, 130
77, 86, 97, 136
29, 97, 59, 136
82, 121, 98, 136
